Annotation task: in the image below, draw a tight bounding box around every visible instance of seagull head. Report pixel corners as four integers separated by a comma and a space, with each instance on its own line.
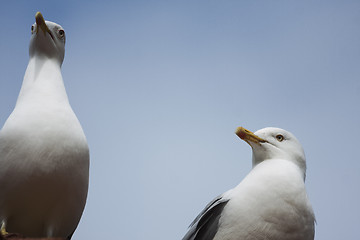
236, 127, 307, 178
29, 12, 66, 64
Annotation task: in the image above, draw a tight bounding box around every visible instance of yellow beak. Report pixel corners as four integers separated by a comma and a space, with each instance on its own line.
35, 12, 51, 35
235, 127, 267, 144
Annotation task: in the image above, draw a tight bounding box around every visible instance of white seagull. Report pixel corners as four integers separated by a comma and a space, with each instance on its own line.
183, 127, 315, 240
0, 12, 89, 239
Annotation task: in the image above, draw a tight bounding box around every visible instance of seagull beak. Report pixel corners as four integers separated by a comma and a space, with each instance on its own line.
35, 12, 51, 35
235, 127, 267, 145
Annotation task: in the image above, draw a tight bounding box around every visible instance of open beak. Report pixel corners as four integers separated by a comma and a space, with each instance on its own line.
35, 12, 51, 35
235, 127, 267, 145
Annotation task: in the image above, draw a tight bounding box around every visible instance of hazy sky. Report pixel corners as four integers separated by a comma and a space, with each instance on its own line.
1, 1, 359, 239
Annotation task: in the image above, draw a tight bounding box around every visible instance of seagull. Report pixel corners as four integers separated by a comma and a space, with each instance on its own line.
183, 127, 315, 240
0, 12, 89, 239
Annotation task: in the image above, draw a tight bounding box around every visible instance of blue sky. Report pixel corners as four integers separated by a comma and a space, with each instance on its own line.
1, 1, 360, 239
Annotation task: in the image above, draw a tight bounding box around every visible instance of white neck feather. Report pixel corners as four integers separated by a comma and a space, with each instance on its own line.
16, 57, 69, 108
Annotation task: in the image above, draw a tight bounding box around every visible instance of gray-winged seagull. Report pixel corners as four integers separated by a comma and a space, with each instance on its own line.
183, 127, 315, 240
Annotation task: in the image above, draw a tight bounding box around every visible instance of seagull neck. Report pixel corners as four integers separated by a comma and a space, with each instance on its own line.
252, 157, 307, 182
16, 56, 69, 106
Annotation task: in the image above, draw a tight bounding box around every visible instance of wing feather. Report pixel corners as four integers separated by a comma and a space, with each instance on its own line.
183, 195, 229, 240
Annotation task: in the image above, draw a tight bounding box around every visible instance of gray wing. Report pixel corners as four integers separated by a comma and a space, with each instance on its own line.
182, 195, 230, 240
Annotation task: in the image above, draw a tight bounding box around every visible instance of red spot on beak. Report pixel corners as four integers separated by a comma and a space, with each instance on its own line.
237, 130, 246, 139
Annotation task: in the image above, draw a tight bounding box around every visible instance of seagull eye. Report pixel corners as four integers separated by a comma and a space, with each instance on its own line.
58, 29, 65, 38
276, 134, 284, 142
31, 25, 35, 33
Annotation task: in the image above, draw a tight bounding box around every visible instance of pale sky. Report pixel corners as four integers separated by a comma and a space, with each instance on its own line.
1, 1, 360, 239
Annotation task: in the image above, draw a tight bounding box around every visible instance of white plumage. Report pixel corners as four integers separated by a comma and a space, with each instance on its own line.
0, 12, 89, 239
183, 127, 315, 240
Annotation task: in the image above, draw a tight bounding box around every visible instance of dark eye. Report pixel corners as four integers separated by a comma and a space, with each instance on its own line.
31, 25, 35, 33
58, 29, 65, 37
276, 134, 284, 142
